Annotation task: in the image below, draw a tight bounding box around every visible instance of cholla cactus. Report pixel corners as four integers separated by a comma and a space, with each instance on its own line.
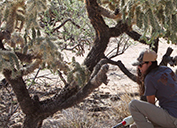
102, 0, 120, 11
67, 57, 91, 87
100, 0, 177, 44
0, 50, 21, 78
4, 0, 26, 33
0, 0, 72, 79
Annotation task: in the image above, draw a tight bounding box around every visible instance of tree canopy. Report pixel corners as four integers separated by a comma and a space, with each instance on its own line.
98, 0, 177, 44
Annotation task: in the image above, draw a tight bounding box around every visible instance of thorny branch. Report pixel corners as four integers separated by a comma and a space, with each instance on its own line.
61, 39, 91, 56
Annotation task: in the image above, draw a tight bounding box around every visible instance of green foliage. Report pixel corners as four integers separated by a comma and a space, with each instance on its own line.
100, 0, 177, 44
0, 0, 93, 84
41, 0, 94, 50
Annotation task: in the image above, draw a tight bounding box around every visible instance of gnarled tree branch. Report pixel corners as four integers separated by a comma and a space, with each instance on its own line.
39, 59, 109, 115
106, 57, 137, 82
160, 47, 173, 66
126, 30, 159, 53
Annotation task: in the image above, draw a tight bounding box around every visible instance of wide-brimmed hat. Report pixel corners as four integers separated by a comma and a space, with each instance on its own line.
132, 49, 157, 66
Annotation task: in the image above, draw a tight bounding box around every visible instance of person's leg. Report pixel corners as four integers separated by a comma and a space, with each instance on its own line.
129, 122, 175, 128
129, 99, 154, 128
129, 99, 177, 128
129, 123, 173, 128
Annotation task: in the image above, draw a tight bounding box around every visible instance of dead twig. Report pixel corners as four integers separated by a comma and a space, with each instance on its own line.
52, 19, 86, 33
27, 68, 41, 89
57, 70, 67, 86
107, 37, 130, 59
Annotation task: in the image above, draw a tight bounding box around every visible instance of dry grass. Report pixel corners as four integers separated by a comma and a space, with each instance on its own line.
0, 63, 139, 128
42, 86, 138, 128
0, 73, 138, 128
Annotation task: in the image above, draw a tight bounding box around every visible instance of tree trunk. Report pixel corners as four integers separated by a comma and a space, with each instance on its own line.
23, 115, 43, 128
83, 0, 110, 71
3, 61, 109, 127
3, 70, 39, 115
84, 0, 129, 71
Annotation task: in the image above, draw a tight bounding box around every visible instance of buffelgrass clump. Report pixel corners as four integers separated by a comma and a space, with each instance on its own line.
110, 89, 139, 123
42, 85, 139, 128
113, 93, 133, 118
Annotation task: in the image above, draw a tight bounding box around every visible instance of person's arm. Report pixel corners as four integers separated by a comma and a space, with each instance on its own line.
146, 95, 155, 105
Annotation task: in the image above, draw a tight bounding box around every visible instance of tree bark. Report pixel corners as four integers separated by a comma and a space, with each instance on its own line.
3, 60, 109, 127
106, 59, 137, 82
83, 0, 110, 71
159, 47, 173, 66
3, 69, 45, 127
84, 0, 129, 71
3, 70, 38, 115
23, 115, 43, 128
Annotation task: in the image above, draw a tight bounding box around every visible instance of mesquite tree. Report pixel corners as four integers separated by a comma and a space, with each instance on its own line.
0, 0, 177, 127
